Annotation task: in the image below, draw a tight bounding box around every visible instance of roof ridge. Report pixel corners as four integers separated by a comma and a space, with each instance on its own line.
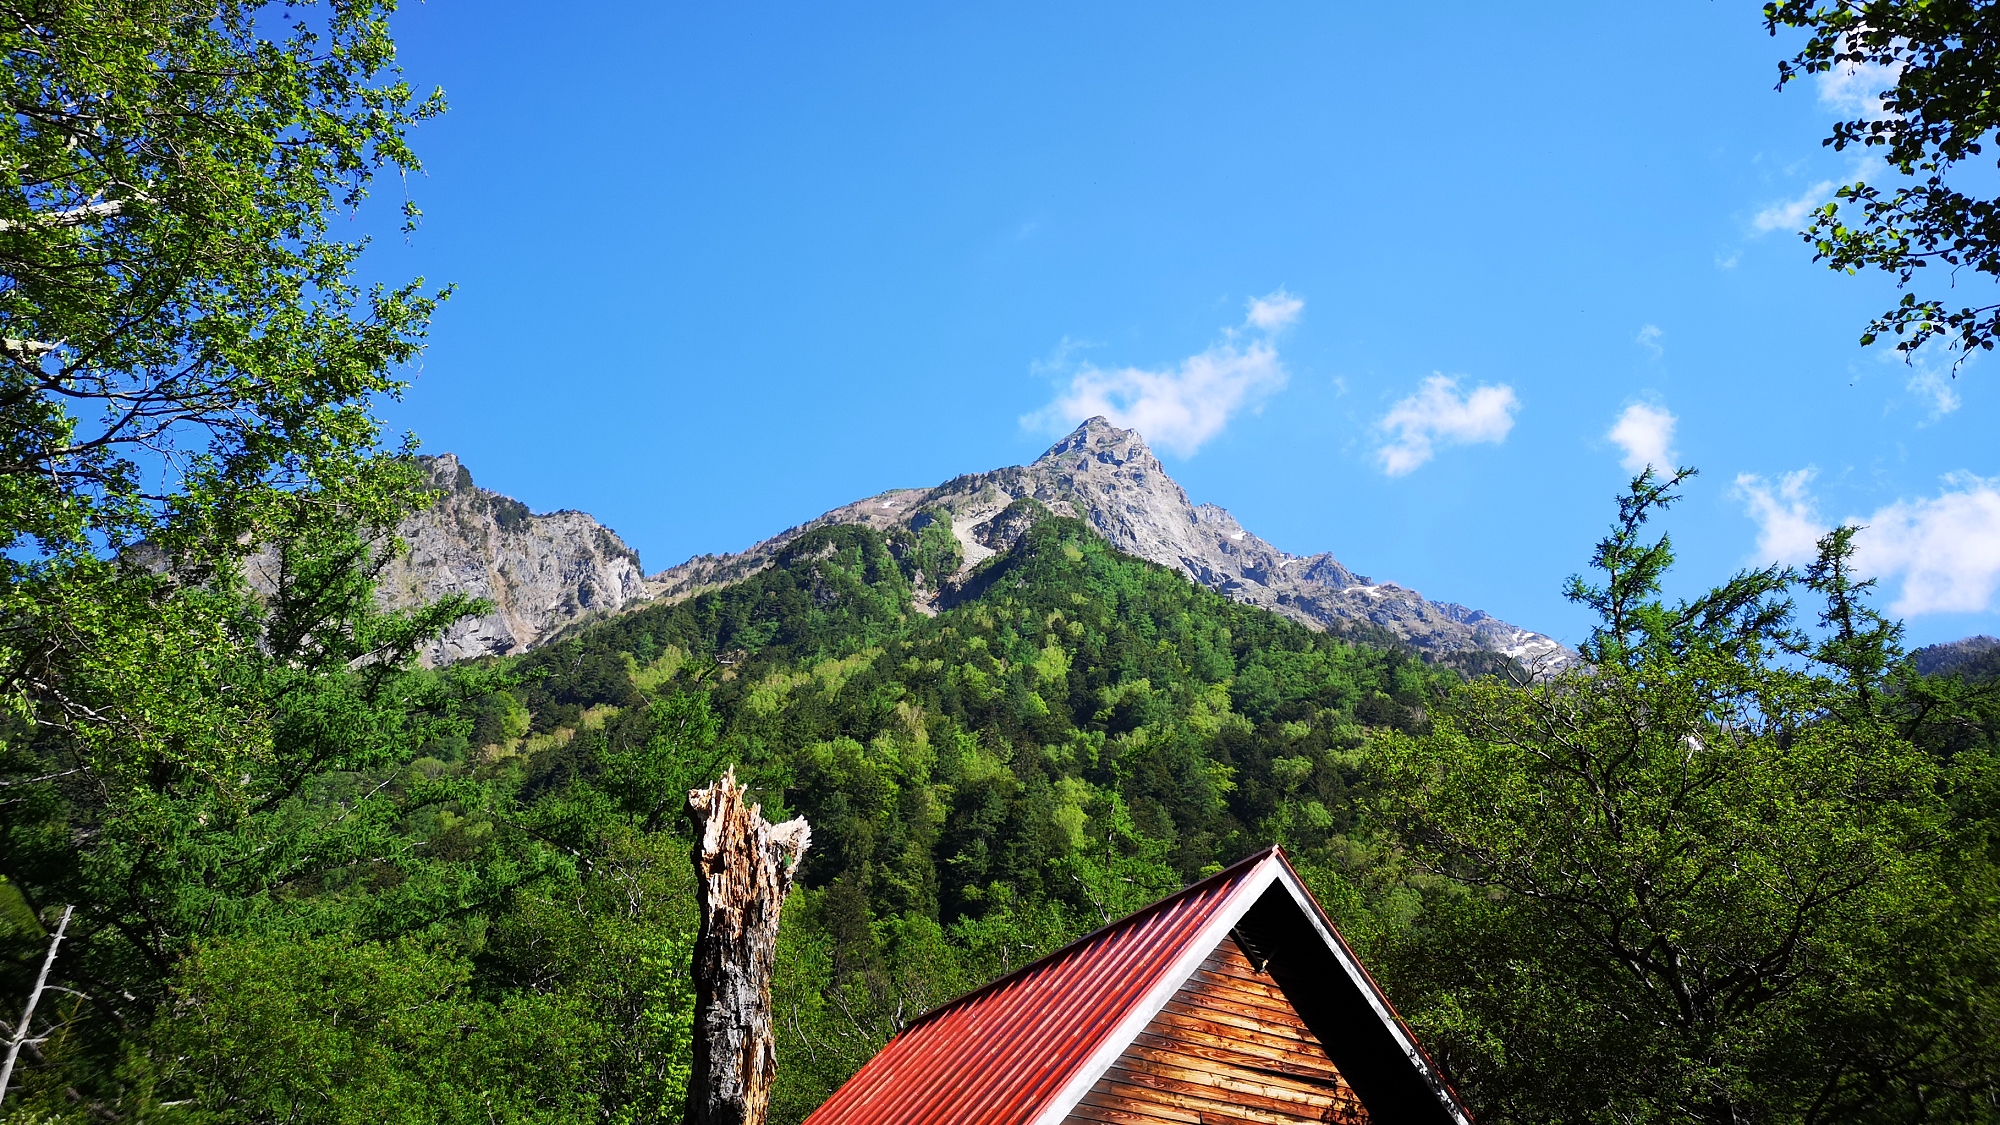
898, 845, 1279, 1035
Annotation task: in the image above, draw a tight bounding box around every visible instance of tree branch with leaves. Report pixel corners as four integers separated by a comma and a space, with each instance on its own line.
1767, 0, 2000, 361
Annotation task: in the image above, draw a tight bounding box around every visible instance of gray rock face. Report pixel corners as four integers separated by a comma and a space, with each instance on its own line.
648, 418, 1572, 669
378, 455, 654, 666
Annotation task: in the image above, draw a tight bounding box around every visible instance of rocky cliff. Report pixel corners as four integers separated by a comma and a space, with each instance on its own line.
380, 455, 654, 665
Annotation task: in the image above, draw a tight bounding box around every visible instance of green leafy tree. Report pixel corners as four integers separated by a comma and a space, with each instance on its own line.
0, 0, 473, 1113
158, 932, 596, 1125
1371, 470, 2000, 1124
1766, 0, 2000, 358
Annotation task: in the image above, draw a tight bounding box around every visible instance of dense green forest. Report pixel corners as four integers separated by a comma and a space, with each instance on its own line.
507, 511, 1463, 1120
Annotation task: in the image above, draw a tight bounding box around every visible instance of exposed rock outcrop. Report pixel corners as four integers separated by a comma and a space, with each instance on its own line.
379, 455, 654, 665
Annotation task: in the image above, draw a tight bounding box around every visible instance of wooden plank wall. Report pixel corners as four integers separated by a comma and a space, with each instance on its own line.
1066, 936, 1370, 1125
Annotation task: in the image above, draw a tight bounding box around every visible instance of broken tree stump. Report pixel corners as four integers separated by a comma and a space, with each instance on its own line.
686, 768, 811, 1125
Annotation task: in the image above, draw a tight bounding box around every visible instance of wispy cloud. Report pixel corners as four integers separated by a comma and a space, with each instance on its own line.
1025, 289, 1300, 456
1735, 469, 1824, 565
1608, 403, 1677, 473
1737, 470, 2000, 616
1636, 324, 1664, 357
1746, 59, 1896, 241
1246, 288, 1304, 331
1888, 343, 1968, 421
1375, 376, 1519, 476
1754, 180, 1836, 233
1907, 365, 1963, 420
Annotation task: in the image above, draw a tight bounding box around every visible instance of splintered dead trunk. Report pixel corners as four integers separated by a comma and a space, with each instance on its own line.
685, 769, 811, 1125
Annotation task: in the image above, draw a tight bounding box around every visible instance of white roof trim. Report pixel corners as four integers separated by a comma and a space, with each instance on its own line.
1026, 856, 1281, 1125
1270, 862, 1475, 1125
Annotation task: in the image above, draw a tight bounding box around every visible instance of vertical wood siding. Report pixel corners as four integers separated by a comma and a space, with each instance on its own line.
1065, 937, 1370, 1125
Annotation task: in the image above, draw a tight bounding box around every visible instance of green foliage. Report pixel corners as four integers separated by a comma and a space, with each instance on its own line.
886, 508, 965, 591
1, 6, 1994, 1122
8, 437, 1998, 1125
0, 0, 447, 562
1368, 472, 2000, 1124
158, 933, 594, 1125
0, 4, 481, 1114
1765, 0, 2000, 356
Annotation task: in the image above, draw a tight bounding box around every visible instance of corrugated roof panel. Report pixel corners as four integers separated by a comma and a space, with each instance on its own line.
800, 848, 1280, 1125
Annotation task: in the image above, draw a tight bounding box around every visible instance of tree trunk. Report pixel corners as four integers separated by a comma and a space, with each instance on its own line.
0, 903, 73, 1108
685, 768, 811, 1125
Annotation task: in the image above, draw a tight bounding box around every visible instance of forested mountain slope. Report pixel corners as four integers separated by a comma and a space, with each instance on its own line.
1915, 635, 2000, 679
12, 479, 1999, 1125
3, 500, 1465, 1121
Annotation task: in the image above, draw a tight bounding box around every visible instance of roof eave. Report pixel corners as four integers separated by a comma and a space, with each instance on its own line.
1024, 851, 1286, 1125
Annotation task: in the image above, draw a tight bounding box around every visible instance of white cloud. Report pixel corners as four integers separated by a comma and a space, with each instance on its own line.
1853, 475, 2000, 616
1246, 288, 1304, 331
1907, 365, 1963, 420
1608, 403, 1678, 473
1818, 57, 1903, 121
1737, 470, 2000, 617
1636, 324, 1664, 357
1754, 180, 1836, 233
1859, 338, 1972, 421
1025, 289, 1300, 456
1375, 376, 1519, 476
1735, 469, 1825, 565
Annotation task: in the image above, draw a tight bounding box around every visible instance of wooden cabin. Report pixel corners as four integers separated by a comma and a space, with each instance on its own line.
801, 847, 1469, 1125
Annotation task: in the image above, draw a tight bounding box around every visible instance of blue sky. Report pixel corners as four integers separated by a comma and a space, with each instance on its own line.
360, 0, 2000, 651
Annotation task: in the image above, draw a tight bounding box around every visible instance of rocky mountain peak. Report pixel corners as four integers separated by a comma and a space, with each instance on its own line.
644, 419, 1573, 670
1035, 415, 1162, 473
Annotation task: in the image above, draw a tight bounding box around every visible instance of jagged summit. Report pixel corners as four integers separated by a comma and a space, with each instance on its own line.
374, 455, 654, 665
378, 422, 1570, 669
1025, 419, 1563, 665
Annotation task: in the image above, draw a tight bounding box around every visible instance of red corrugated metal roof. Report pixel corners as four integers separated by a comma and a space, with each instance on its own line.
799, 847, 1284, 1125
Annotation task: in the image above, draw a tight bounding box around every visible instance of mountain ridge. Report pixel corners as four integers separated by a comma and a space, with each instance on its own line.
389, 419, 1571, 668
641, 418, 1570, 668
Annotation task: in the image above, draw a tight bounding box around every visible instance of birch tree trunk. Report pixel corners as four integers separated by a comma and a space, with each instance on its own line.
0, 904, 73, 1108
685, 768, 811, 1125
